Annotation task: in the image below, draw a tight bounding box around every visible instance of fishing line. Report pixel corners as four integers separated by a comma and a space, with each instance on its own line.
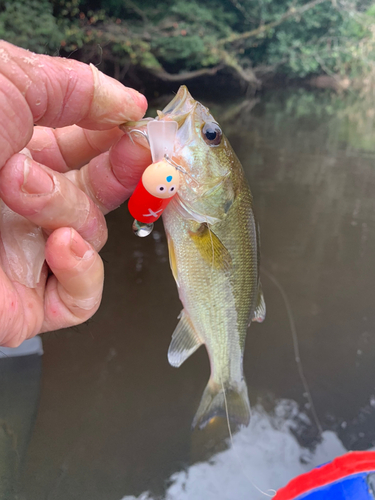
206, 223, 266, 495
95, 44, 103, 67
261, 267, 323, 435
206, 224, 274, 496
221, 378, 276, 498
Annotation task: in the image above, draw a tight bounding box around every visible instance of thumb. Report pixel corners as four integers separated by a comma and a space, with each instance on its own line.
41, 227, 104, 332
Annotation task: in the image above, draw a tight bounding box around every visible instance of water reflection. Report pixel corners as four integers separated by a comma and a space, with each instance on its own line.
122, 401, 347, 500
2, 89, 375, 499
232, 91, 375, 454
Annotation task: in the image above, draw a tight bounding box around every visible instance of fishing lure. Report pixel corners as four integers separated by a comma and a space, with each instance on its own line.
128, 120, 179, 237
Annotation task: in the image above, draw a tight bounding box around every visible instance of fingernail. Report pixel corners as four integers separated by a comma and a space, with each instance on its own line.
129, 89, 148, 112
70, 229, 92, 259
22, 157, 54, 195
90, 64, 148, 123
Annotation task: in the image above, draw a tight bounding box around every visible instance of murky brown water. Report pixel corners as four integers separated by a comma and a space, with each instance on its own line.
1, 89, 375, 500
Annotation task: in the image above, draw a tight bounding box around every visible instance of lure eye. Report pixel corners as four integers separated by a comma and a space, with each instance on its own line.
169, 185, 176, 194
202, 122, 222, 146
157, 185, 166, 193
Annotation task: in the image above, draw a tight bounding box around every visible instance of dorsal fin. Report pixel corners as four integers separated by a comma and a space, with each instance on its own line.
168, 311, 203, 367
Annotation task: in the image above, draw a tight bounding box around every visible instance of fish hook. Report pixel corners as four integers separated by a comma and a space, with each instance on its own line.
164, 154, 200, 187
125, 128, 150, 147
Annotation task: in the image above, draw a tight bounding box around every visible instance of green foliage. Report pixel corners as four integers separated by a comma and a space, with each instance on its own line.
147, 0, 234, 70
50, 0, 82, 18
153, 35, 209, 70
233, 0, 373, 78
0, 0, 374, 87
0, 0, 63, 54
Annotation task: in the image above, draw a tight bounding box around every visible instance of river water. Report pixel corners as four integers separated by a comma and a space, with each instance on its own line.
1, 89, 375, 499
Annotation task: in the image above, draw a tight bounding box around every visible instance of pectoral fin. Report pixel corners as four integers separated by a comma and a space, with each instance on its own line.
166, 236, 179, 286
252, 282, 266, 323
168, 311, 203, 367
189, 224, 232, 272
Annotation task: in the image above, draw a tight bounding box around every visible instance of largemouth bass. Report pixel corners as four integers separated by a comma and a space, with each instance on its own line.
131, 86, 265, 429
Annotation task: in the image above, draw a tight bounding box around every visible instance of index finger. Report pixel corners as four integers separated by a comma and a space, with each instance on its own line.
0, 41, 147, 168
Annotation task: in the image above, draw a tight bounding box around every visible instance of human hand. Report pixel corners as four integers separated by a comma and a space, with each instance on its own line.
0, 41, 152, 347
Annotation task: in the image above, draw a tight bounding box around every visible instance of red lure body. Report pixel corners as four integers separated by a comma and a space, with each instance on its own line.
128, 159, 180, 224
128, 179, 174, 223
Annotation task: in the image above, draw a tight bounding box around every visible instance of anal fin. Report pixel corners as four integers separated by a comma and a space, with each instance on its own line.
168, 311, 203, 367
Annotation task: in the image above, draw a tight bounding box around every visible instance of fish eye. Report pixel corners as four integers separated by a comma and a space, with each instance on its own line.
202, 122, 222, 146
157, 185, 166, 192
169, 185, 176, 193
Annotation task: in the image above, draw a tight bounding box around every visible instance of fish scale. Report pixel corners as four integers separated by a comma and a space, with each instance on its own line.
158, 86, 265, 429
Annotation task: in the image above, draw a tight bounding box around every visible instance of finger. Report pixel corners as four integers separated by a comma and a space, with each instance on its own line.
42, 228, 104, 333
0, 41, 147, 168
0, 154, 108, 251
0, 264, 47, 347
27, 125, 124, 172
65, 134, 152, 213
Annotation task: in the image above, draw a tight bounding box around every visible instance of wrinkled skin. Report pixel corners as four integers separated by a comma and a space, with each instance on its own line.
0, 41, 152, 347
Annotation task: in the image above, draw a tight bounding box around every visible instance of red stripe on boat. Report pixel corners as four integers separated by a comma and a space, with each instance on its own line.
274, 451, 375, 500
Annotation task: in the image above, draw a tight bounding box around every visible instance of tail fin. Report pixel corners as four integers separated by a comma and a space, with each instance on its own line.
192, 378, 251, 430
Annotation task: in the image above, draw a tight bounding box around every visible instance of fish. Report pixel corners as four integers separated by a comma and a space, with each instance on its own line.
129, 86, 265, 429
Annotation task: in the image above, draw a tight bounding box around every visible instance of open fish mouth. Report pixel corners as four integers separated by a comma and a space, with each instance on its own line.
162, 86, 196, 117
157, 87, 199, 135
121, 86, 199, 148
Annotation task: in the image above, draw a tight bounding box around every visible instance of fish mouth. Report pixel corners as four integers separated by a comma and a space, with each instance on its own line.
163, 86, 193, 114
159, 86, 197, 128
121, 87, 198, 152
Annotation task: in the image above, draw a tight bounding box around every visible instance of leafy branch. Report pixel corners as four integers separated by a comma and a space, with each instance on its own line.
219, 0, 329, 46
1, 0, 373, 94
